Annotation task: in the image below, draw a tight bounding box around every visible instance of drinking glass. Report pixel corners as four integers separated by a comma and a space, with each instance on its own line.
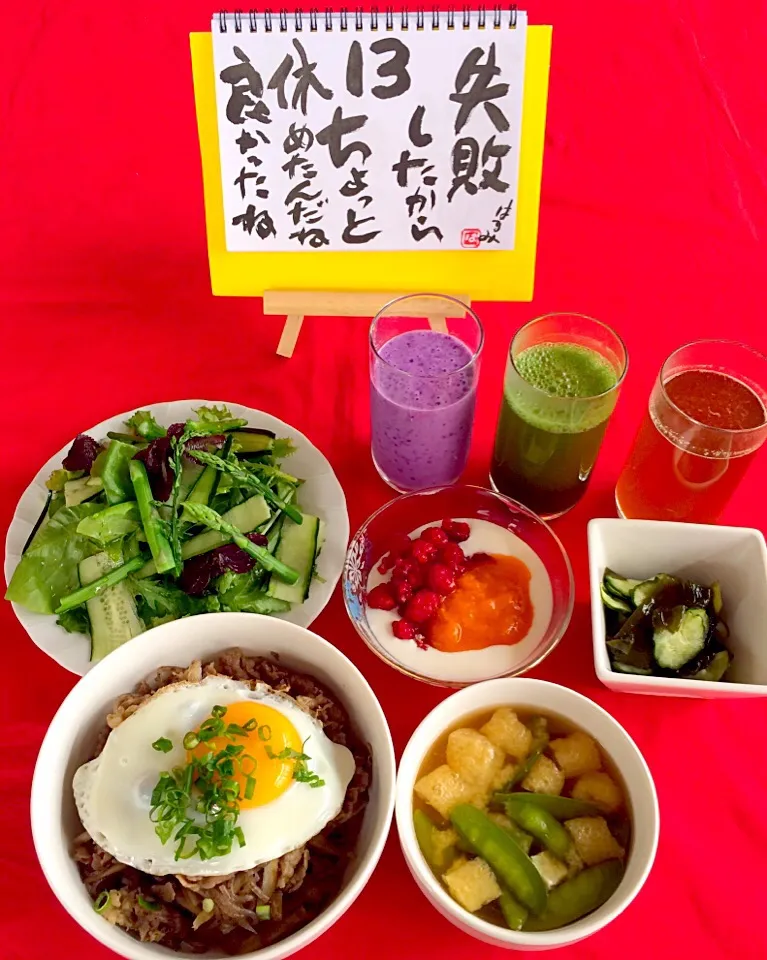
616, 340, 767, 522
490, 313, 628, 519
369, 295, 483, 492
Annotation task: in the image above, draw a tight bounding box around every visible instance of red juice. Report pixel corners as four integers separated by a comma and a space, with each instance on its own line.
616, 369, 766, 522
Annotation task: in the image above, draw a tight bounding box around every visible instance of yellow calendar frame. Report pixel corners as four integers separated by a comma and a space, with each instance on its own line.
190, 26, 552, 302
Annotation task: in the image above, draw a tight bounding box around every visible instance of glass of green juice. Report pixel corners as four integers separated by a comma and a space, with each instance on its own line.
490, 313, 628, 519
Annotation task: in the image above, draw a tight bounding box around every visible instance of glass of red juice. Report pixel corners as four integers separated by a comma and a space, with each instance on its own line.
490, 314, 628, 519
369, 295, 483, 492
616, 340, 767, 523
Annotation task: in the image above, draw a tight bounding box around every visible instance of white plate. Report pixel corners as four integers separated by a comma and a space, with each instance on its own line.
5, 399, 349, 676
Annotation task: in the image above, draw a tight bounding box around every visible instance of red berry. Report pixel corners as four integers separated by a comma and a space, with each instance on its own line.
427, 563, 457, 596
411, 539, 438, 565
366, 583, 397, 611
392, 619, 417, 641
440, 542, 467, 569
420, 526, 449, 547
442, 519, 471, 543
388, 533, 413, 558
393, 580, 413, 606
404, 589, 441, 624
392, 557, 416, 581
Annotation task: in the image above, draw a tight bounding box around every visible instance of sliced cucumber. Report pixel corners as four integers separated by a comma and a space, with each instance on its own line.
136, 495, 271, 577
267, 514, 320, 604
632, 574, 677, 607
603, 569, 641, 601
600, 583, 632, 614
653, 606, 709, 670
689, 649, 731, 682
178, 461, 205, 501
65, 476, 103, 507
186, 464, 220, 505
80, 552, 144, 662
231, 429, 275, 454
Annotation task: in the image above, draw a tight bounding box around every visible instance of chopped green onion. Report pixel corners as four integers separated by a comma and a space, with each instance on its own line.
256, 904, 271, 920
243, 718, 258, 732
244, 776, 256, 800
258, 724, 272, 741
152, 738, 173, 753
234, 826, 246, 847
94, 891, 112, 914
183, 732, 200, 751
137, 895, 160, 912
211, 705, 227, 719
240, 754, 257, 776
202, 898, 214, 914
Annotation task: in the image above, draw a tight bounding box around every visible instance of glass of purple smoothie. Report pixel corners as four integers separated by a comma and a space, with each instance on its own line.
369, 295, 484, 492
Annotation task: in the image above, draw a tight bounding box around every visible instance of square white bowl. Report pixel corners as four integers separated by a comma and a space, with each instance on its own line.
588, 518, 767, 698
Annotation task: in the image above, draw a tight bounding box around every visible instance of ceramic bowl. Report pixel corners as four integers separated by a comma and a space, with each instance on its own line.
31, 613, 396, 960
395, 677, 659, 950
588, 518, 767, 698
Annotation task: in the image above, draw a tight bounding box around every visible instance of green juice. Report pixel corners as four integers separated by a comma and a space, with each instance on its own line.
491, 342, 619, 517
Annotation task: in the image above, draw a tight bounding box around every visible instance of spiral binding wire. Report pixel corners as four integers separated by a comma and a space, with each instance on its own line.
217, 5, 518, 33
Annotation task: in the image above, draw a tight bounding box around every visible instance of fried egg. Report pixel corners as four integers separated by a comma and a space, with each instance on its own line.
73, 675, 356, 876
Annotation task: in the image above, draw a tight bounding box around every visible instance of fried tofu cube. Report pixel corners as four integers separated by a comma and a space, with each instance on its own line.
443, 857, 502, 913
431, 827, 459, 870
521, 755, 565, 796
571, 772, 623, 814
415, 764, 478, 819
531, 851, 569, 889
565, 817, 625, 866
491, 762, 518, 793
480, 708, 533, 760
446, 728, 505, 791
549, 732, 602, 779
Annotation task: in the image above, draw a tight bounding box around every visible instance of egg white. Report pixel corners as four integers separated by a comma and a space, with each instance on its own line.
73, 675, 356, 876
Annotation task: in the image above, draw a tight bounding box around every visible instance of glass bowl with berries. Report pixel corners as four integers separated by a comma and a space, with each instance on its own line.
342, 486, 574, 687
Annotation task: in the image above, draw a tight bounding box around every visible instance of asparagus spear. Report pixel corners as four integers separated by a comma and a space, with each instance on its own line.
55, 555, 145, 613
189, 450, 303, 525
129, 460, 177, 574
181, 502, 299, 584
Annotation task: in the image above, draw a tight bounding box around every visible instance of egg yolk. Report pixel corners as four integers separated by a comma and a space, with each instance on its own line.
427, 554, 534, 652
189, 702, 303, 809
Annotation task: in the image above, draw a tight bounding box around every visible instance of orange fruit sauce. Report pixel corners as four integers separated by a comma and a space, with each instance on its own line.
427, 554, 534, 652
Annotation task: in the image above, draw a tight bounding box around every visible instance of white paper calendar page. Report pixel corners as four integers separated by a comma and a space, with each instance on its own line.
211, 9, 528, 253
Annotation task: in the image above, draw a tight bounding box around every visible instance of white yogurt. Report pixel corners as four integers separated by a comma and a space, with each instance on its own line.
365, 518, 553, 683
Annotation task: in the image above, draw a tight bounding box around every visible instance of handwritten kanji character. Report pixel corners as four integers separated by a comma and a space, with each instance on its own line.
450, 43, 509, 134
479, 136, 511, 192
219, 47, 271, 125
268, 39, 333, 115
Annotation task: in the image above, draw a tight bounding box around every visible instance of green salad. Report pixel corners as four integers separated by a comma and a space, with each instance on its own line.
6, 406, 323, 662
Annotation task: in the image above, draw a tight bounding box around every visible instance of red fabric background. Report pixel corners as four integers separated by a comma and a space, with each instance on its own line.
2, 2, 767, 958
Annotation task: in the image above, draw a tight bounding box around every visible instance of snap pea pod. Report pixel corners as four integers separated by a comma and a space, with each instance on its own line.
524, 860, 623, 931
413, 810, 457, 872
504, 801, 573, 859
494, 793, 601, 820
413, 809, 437, 868
449, 805, 547, 915
498, 889, 529, 931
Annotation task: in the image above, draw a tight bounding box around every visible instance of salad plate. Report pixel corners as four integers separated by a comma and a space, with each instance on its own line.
4, 399, 349, 676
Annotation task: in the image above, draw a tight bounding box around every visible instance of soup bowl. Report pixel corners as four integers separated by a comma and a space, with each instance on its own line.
395, 678, 658, 950
31, 613, 396, 960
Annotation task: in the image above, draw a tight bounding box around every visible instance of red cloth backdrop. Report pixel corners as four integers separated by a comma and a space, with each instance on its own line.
2, 2, 766, 958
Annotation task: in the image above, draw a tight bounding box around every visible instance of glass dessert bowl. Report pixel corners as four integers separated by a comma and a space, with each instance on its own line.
342, 486, 574, 687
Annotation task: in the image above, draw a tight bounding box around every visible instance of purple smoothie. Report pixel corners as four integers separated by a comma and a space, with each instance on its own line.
370, 329, 478, 490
